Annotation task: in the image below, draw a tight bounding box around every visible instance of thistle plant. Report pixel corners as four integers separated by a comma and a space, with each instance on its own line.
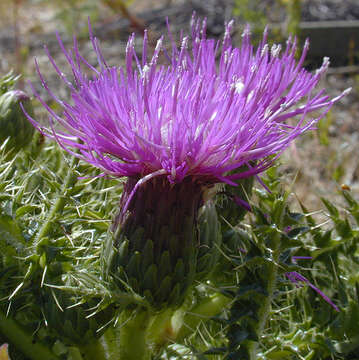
13, 14, 351, 360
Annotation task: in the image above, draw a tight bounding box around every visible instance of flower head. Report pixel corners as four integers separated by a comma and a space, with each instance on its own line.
25, 16, 349, 188
25, 17, 349, 308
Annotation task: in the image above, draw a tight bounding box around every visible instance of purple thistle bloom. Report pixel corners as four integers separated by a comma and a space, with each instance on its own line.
25, 16, 349, 192
23, 17, 350, 308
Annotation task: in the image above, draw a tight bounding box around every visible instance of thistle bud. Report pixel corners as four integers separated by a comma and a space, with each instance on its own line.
102, 176, 218, 309
0, 90, 34, 152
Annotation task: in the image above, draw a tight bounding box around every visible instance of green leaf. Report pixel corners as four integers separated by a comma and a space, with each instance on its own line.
321, 198, 339, 218
287, 226, 310, 239
15, 205, 40, 218
203, 347, 227, 355
0, 214, 25, 251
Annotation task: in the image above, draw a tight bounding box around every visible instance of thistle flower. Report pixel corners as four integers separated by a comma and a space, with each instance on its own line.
25, 16, 348, 308
26, 16, 349, 187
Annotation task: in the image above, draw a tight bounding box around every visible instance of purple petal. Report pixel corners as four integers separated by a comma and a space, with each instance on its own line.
24, 16, 350, 187
286, 271, 339, 311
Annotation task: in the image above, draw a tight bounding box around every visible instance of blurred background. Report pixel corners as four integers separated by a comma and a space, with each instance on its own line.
0, 0, 358, 208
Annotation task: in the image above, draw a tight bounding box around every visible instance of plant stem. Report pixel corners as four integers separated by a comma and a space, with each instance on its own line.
0, 309, 59, 360
175, 293, 230, 341
118, 309, 151, 360
146, 293, 230, 352
248, 235, 281, 360
147, 308, 174, 348
101, 327, 120, 360
67, 347, 84, 360
101, 0, 145, 33
13, 0, 24, 89
78, 340, 108, 360
32, 156, 79, 248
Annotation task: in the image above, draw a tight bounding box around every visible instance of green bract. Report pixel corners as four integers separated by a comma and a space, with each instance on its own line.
0, 89, 34, 153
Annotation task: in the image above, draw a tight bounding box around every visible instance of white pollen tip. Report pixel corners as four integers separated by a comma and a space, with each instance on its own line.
233, 80, 245, 94
155, 38, 163, 51
241, 25, 251, 38
261, 44, 269, 57
271, 44, 281, 58
141, 64, 150, 79
322, 56, 330, 65
316, 57, 330, 75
